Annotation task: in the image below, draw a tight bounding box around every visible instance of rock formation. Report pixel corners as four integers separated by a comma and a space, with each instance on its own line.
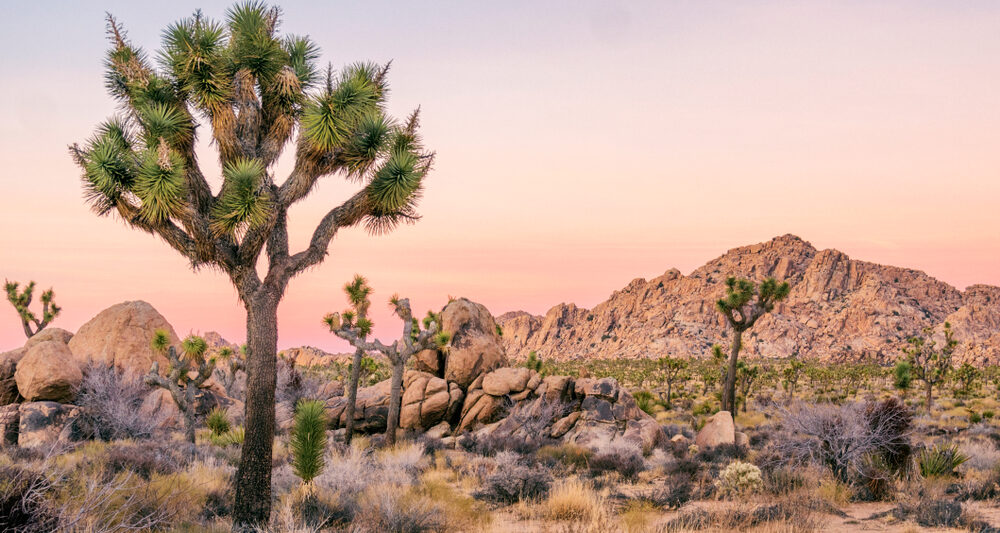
14, 341, 82, 403
497, 234, 1000, 365
68, 300, 176, 373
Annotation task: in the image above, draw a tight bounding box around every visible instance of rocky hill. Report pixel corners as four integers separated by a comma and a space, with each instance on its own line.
497, 235, 1000, 365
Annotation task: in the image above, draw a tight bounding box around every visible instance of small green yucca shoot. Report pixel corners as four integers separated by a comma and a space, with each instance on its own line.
290, 399, 327, 484
209, 426, 245, 447
206, 407, 231, 436
918, 444, 969, 478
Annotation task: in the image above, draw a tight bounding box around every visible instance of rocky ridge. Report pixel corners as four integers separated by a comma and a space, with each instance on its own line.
497, 235, 1000, 365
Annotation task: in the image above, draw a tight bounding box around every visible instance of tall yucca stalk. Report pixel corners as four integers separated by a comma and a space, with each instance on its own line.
290, 399, 328, 485
69, 3, 432, 529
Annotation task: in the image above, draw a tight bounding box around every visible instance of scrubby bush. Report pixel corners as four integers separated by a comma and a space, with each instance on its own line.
536, 443, 592, 470
353, 488, 444, 533
918, 444, 969, 478
101, 442, 180, 480
458, 431, 554, 456
716, 460, 763, 497
76, 363, 156, 441
649, 476, 693, 509
475, 464, 552, 504
589, 441, 645, 481
0, 464, 54, 532
892, 499, 966, 528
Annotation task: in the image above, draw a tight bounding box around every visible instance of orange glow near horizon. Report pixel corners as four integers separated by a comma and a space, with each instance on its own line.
1, 2, 998, 352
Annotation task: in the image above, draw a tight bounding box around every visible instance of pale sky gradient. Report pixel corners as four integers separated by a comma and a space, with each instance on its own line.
1, 1, 998, 352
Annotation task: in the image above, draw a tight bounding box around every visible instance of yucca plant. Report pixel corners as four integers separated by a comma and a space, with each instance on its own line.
206, 407, 232, 436
918, 444, 969, 478
210, 425, 246, 447
4, 280, 61, 338
715, 277, 790, 413
69, 3, 432, 527
325, 277, 449, 446
145, 329, 216, 444
290, 399, 327, 487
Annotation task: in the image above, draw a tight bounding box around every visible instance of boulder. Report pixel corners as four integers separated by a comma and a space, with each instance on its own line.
482, 367, 532, 396
18, 401, 86, 448
0, 348, 26, 405
549, 411, 580, 438
139, 388, 180, 429
24, 328, 73, 350
425, 421, 451, 440
318, 380, 345, 400
414, 348, 444, 377
670, 433, 689, 444
326, 379, 391, 433
400, 371, 452, 430
735, 431, 749, 448
695, 410, 736, 448
14, 341, 82, 402
440, 298, 507, 388
68, 301, 176, 374
0, 404, 18, 445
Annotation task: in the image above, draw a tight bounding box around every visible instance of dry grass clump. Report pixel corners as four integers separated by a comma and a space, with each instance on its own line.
658, 498, 825, 532
543, 478, 608, 522
351, 484, 444, 533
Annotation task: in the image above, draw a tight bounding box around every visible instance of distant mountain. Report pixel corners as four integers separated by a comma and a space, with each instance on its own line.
496, 235, 1000, 365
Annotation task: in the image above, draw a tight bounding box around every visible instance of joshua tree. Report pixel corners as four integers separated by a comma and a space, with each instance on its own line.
782, 355, 805, 400
215, 345, 246, 396
893, 360, 912, 400
657, 355, 687, 410
69, 5, 432, 526
903, 322, 957, 415
145, 330, 216, 443
715, 277, 790, 413
953, 362, 981, 398
525, 351, 543, 373
4, 280, 61, 338
735, 361, 760, 413
290, 399, 327, 487
325, 279, 448, 446
323, 275, 372, 445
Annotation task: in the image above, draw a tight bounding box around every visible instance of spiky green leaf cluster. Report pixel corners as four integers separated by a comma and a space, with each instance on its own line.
290, 399, 327, 484
301, 63, 383, 153
151, 328, 172, 352
206, 407, 232, 436
134, 144, 186, 223
211, 158, 272, 235
181, 334, 209, 362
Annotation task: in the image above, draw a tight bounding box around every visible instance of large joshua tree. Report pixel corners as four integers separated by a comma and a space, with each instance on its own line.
325, 278, 448, 446
69, 4, 432, 528
715, 277, 789, 414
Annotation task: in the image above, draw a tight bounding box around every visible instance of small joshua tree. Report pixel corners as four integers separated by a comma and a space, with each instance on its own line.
290, 399, 327, 487
782, 355, 805, 400
324, 274, 373, 445
715, 277, 790, 414
736, 361, 760, 413
325, 277, 448, 446
145, 329, 216, 443
215, 345, 246, 396
893, 360, 912, 400
657, 355, 687, 410
903, 322, 957, 415
4, 280, 62, 338
953, 362, 981, 398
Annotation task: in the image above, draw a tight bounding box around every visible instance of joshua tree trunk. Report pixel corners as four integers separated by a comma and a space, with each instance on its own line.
926, 381, 933, 415
722, 330, 742, 414
665, 380, 673, 410
183, 384, 197, 444
385, 360, 406, 447
233, 292, 279, 528
344, 346, 364, 445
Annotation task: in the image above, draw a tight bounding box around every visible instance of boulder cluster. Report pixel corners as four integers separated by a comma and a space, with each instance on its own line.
1, 298, 663, 453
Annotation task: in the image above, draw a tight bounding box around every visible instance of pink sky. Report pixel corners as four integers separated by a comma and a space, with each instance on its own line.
1, 2, 998, 352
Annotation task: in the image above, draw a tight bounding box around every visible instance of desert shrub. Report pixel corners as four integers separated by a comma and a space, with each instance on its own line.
75, 363, 156, 441
892, 499, 965, 528
648, 475, 693, 509
774, 398, 912, 484
661, 499, 821, 532
660, 424, 694, 440
0, 464, 55, 532
589, 441, 645, 481
695, 442, 746, 464
536, 443, 592, 470
458, 431, 552, 456
954, 467, 1000, 501
762, 466, 805, 496
353, 487, 444, 533
716, 460, 763, 497
960, 440, 1000, 472
290, 399, 328, 484
101, 442, 180, 480
475, 464, 552, 504
543, 479, 608, 523
918, 444, 969, 478
205, 407, 231, 436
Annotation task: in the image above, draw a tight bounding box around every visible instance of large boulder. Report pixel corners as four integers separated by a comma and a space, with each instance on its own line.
68, 301, 176, 374
24, 328, 73, 350
400, 371, 463, 430
440, 298, 507, 388
0, 404, 18, 445
695, 410, 736, 448
14, 341, 82, 403
326, 379, 391, 433
17, 401, 87, 448
0, 348, 26, 405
